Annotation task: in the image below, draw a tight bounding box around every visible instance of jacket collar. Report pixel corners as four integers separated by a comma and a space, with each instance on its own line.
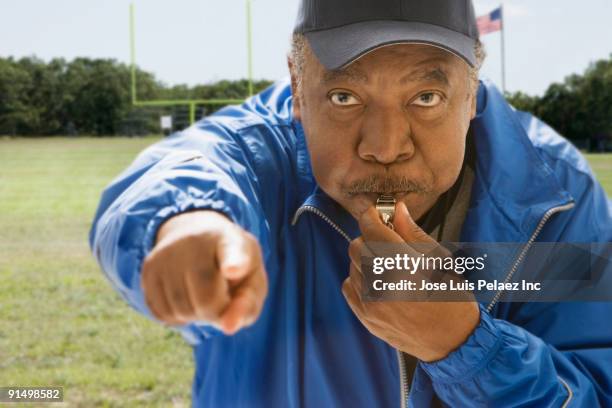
291, 79, 574, 242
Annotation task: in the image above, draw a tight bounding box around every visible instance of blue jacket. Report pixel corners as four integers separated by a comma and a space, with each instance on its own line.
90, 79, 612, 407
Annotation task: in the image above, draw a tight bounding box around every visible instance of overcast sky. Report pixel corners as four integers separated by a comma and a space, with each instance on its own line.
1, 0, 610, 95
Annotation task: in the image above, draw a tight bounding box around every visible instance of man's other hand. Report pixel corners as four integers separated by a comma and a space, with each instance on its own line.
141, 210, 268, 335
343, 202, 479, 362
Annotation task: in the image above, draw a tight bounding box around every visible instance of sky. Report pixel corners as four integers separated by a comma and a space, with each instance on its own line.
0, 0, 610, 96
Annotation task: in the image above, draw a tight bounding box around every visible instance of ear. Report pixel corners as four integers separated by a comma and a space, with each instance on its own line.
287, 56, 302, 121
469, 82, 478, 120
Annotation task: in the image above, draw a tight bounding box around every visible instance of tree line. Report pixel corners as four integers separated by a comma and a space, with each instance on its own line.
506, 54, 611, 149
0, 56, 272, 136
0, 54, 610, 142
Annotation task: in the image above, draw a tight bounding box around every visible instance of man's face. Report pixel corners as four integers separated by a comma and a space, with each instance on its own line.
291, 43, 478, 222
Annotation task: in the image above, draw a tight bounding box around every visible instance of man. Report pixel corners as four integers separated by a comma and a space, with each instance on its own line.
90, 0, 612, 406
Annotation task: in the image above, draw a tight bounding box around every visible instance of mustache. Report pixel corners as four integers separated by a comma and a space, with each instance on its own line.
342, 175, 430, 196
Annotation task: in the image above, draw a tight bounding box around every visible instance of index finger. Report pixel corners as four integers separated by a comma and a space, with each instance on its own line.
219, 264, 268, 335
219, 237, 268, 334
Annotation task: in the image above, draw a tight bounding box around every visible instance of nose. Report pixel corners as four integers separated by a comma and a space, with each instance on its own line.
357, 105, 415, 165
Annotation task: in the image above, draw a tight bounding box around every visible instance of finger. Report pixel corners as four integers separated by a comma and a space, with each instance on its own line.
141, 266, 165, 320
219, 293, 254, 335
358, 206, 404, 244
184, 265, 230, 323
348, 263, 364, 294
160, 263, 194, 324
348, 237, 375, 271
393, 201, 436, 244
228, 236, 267, 299
142, 258, 181, 325
219, 236, 268, 336
219, 279, 265, 335
342, 277, 367, 319
217, 228, 253, 281
218, 256, 268, 335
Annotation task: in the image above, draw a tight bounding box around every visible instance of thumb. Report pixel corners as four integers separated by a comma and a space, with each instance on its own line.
393, 201, 436, 244
217, 228, 252, 281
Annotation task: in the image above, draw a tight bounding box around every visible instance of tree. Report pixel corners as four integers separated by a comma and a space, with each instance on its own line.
0, 58, 35, 135
506, 54, 612, 143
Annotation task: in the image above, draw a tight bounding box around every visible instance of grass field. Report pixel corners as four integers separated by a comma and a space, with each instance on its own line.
0, 137, 192, 407
0, 137, 610, 407
585, 153, 612, 195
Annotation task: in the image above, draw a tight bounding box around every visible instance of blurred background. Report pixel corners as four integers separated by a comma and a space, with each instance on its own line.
0, 0, 610, 406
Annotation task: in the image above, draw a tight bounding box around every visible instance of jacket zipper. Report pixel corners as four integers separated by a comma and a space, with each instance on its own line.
486, 201, 576, 408
292, 205, 410, 408
291, 205, 352, 242
397, 351, 409, 408
486, 201, 575, 312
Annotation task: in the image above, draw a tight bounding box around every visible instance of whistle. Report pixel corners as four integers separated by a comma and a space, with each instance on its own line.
376, 195, 396, 229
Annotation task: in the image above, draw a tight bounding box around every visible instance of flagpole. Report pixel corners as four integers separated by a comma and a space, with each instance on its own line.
500, 3, 507, 93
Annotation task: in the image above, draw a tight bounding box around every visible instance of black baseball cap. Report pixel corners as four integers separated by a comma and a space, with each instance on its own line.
293, 0, 479, 70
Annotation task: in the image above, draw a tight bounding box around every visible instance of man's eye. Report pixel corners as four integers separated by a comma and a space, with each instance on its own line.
411, 92, 442, 107
329, 92, 361, 106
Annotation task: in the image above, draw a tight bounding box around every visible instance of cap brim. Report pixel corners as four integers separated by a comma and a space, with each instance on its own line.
304, 20, 476, 70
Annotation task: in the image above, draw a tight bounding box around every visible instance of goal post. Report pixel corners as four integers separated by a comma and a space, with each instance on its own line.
129, 1, 254, 125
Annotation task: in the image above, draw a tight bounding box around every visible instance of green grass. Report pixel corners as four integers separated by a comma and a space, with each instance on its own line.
0, 138, 610, 407
585, 154, 612, 195
0, 137, 193, 407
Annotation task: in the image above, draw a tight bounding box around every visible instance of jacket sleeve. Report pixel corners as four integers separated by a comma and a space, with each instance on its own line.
420, 301, 612, 407
419, 116, 612, 406
89, 117, 291, 344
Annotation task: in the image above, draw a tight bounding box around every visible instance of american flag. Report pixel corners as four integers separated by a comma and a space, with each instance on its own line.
477, 7, 503, 36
